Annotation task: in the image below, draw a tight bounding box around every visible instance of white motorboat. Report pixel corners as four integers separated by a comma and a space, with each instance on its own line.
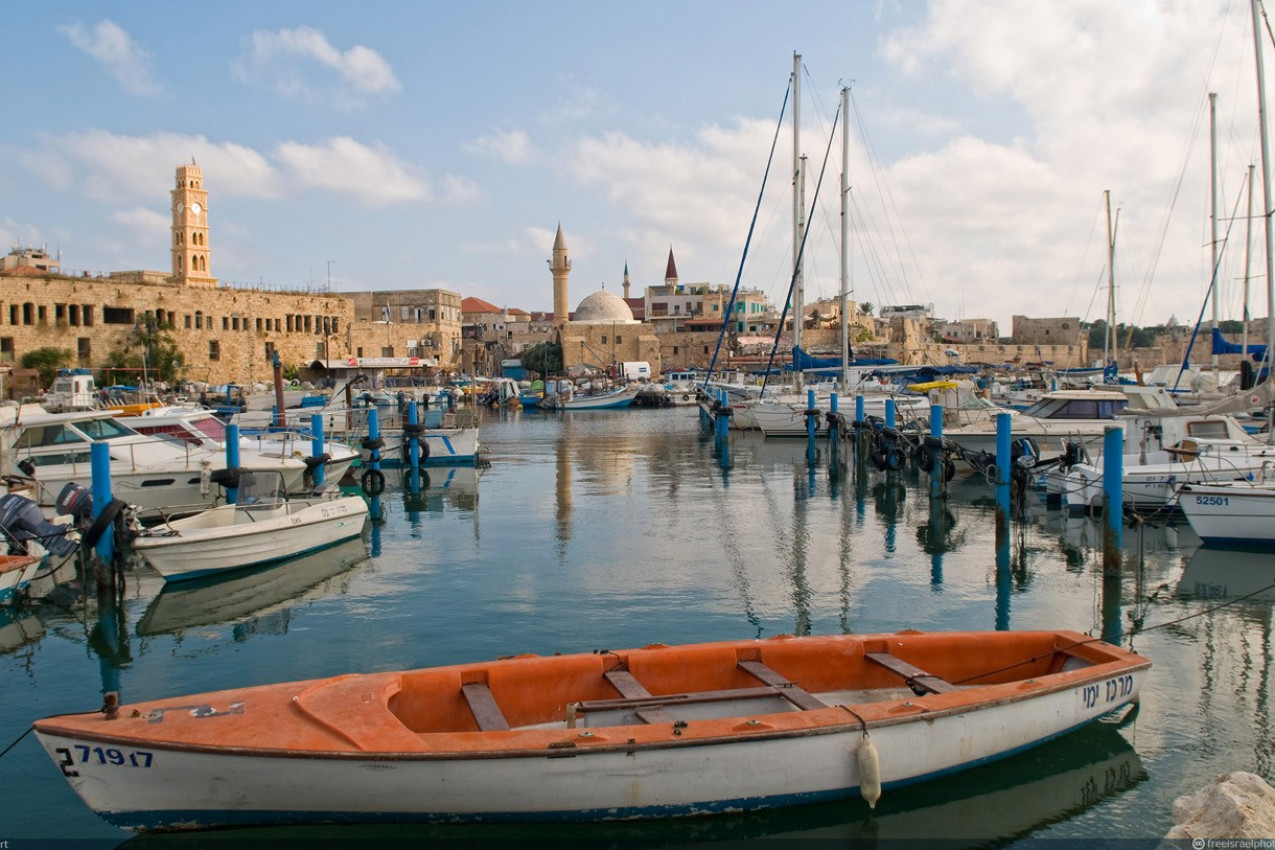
118, 406, 358, 486
131, 471, 369, 581
1177, 480, 1275, 548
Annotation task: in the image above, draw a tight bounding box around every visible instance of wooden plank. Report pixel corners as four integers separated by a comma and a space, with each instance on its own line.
864, 652, 958, 694
602, 669, 675, 724
737, 660, 828, 710
576, 685, 782, 713
460, 682, 510, 731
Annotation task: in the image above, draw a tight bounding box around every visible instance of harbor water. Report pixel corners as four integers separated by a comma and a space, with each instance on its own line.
2, 405, 1272, 845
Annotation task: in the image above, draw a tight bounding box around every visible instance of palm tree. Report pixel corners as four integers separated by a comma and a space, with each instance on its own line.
860, 302, 875, 317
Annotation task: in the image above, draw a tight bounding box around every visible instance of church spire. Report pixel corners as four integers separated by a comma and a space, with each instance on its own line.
664, 247, 678, 285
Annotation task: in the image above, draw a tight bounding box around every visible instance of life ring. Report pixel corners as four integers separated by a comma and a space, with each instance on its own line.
682, 393, 691, 402
361, 468, 386, 495
84, 498, 127, 549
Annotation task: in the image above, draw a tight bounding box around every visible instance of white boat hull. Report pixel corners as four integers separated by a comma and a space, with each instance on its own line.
367, 428, 480, 467
0, 557, 41, 607
1179, 482, 1275, 547
36, 667, 1145, 831
132, 497, 369, 581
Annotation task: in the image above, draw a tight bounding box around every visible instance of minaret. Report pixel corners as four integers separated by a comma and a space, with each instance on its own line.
550, 224, 571, 325
664, 247, 678, 290
170, 162, 217, 288
622, 261, 631, 300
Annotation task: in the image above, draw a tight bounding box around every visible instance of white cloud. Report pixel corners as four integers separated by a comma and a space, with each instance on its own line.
233, 26, 400, 108
109, 206, 169, 243
274, 137, 428, 205
468, 130, 534, 165
59, 20, 161, 96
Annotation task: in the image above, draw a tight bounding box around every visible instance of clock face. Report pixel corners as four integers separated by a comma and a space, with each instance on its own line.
191, 202, 203, 216
176, 202, 184, 214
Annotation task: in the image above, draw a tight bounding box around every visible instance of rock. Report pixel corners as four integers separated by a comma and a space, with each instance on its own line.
1166, 772, 1275, 840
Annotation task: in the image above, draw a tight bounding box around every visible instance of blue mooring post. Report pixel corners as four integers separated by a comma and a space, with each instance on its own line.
368, 407, 382, 475
854, 395, 866, 471
827, 393, 841, 479
994, 412, 1013, 630
90, 441, 114, 568
929, 404, 944, 499
885, 398, 896, 430
225, 423, 241, 505
407, 401, 421, 470
310, 413, 326, 488
1102, 425, 1124, 643
805, 389, 817, 463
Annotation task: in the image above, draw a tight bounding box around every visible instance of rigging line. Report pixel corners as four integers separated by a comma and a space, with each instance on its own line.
704, 78, 791, 386
1174, 172, 1244, 390
849, 90, 926, 307
1131, 94, 1211, 331
1063, 196, 1105, 319
763, 103, 843, 393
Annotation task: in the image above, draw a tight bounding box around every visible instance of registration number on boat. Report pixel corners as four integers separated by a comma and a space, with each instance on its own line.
55, 745, 154, 775
1081, 674, 1135, 710
1193, 495, 1229, 506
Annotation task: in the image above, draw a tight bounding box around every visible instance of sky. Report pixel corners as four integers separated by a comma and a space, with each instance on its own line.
3, 1, 1274, 333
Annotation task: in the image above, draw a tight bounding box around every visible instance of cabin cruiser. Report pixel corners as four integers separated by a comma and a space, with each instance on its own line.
117, 407, 357, 488
0, 405, 340, 519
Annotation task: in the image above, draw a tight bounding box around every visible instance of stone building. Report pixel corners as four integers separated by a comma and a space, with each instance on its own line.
1012, 316, 1083, 347
0, 163, 464, 390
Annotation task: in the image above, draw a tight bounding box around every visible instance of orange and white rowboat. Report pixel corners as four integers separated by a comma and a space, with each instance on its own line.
33, 629, 1150, 832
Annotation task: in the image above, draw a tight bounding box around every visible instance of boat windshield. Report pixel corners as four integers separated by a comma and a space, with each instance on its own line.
236, 470, 286, 506
74, 417, 140, 440
1019, 396, 1127, 420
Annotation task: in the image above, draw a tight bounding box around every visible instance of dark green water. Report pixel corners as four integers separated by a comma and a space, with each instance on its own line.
2, 406, 1270, 845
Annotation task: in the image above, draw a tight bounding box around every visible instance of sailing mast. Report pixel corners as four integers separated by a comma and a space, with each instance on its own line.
839, 85, 851, 390
1210, 92, 1221, 370
1250, 0, 1275, 442
1244, 162, 1255, 359
1104, 189, 1118, 374
791, 52, 805, 385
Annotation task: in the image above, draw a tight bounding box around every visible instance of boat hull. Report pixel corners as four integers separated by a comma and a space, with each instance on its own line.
1179, 482, 1275, 547
368, 428, 480, 468
0, 555, 42, 606
33, 630, 1149, 832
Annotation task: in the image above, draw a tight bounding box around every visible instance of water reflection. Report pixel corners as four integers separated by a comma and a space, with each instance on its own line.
1178, 547, 1275, 603
0, 605, 45, 654
136, 537, 372, 637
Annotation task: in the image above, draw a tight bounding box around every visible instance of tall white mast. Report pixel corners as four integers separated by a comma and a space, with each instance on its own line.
791, 52, 804, 371
1104, 189, 1117, 371
1244, 162, 1255, 358
1210, 91, 1220, 370
840, 85, 851, 390
1250, 0, 1275, 442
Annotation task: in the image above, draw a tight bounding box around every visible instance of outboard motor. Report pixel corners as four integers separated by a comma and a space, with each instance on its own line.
55, 481, 95, 522
1011, 437, 1041, 469
0, 492, 78, 556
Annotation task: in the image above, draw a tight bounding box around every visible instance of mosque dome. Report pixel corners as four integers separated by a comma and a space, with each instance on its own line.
573, 287, 635, 324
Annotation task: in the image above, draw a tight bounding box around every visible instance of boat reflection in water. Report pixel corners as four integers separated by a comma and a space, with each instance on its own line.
0, 606, 45, 654
136, 537, 372, 637
1177, 546, 1275, 603
400, 465, 480, 515
182, 719, 1141, 844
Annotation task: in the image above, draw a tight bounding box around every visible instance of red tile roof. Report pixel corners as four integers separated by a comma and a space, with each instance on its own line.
461, 296, 503, 314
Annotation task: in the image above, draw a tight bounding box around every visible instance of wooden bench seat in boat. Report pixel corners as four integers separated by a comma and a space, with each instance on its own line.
602, 669, 675, 724
736, 660, 828, 710
460, 682, 510, 731
864, 651, 958, 694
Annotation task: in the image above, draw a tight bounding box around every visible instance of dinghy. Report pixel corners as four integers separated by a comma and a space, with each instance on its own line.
33, 629, 1149, 832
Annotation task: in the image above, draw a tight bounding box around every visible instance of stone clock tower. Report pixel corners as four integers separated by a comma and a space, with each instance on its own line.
170, 162, 217, 288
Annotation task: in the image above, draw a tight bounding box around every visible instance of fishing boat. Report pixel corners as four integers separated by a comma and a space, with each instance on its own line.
130, 471, 368, 582
34, 629, 1149, 832
1177, 481, 1275, 548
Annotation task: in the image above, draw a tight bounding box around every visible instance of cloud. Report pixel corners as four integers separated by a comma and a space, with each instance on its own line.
274, 137, 428, 205
233, 26, 400, 108
59, 20, 162, 96
109, 206, 169, 243
467, 130, 534, 165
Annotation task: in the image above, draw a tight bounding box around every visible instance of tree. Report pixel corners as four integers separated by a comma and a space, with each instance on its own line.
101, 311, 186, 385
20, 347, 73, 389
860, 302, 875, 317
521, 343, 563, 380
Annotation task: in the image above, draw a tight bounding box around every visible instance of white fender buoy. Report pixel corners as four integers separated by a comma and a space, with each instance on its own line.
858, 733, 881, 809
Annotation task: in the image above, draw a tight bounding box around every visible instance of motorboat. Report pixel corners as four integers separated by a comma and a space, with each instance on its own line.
130, 471, 368, 581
